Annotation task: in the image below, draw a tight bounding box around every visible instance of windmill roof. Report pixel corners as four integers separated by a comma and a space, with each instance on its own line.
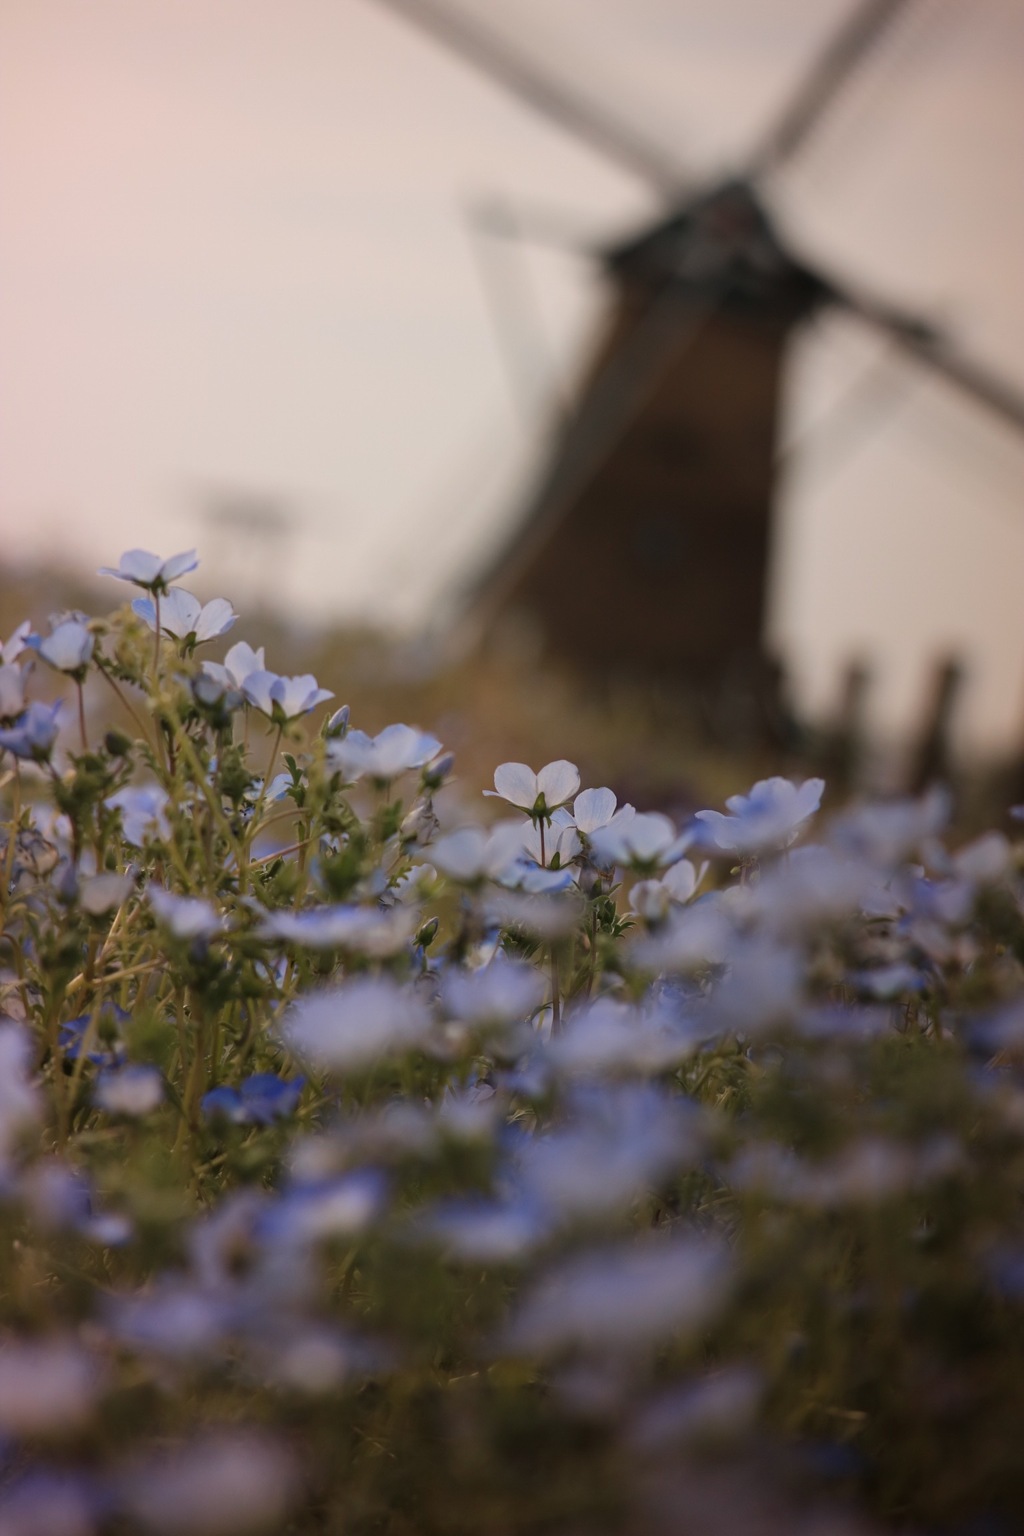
603, 178, 830, 317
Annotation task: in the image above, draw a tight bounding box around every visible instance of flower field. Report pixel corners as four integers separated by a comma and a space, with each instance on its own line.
0, 550, 1023, 1533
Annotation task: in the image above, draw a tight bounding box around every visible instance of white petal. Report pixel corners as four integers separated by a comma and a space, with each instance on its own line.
491, 762, 538, 809
626, 812, 676, 860
693, 809, 736, 851
1, 621, 30, 663
0, 666, 25, 717
160, 549, 199, 582
224, 641, 266, 686
243, 670, 279, 715
193, 598, 237, 643
157, 589, 202, 638
40, 620, 93, 671
432, 828, 487, 881
131, 597, 158, 632
113, 549, 163, 584
536, 760, 580, 808
328, 729, 373, 781
662, 859, 699, 901
572, 786, 617, 834
795, 777, 826, 819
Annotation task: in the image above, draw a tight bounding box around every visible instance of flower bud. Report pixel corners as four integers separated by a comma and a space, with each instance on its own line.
325, 705, 350, 739
104, 728, 133, 758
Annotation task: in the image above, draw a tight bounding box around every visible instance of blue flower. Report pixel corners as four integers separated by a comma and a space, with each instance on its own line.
132, 589, 237, 644
94, 1065, 164, 1117
201, 1073, 304, 1126
98, 547, 198, 593
27, 619, 94, 676
60, 1003, 129, 1066
696, 776, 825, 857
0, 701, 61, 761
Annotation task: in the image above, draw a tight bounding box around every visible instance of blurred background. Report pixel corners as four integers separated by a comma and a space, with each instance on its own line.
3, 0, 1024, 802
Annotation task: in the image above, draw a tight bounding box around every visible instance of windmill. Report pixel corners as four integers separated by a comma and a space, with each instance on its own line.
366, 0, 1024, 720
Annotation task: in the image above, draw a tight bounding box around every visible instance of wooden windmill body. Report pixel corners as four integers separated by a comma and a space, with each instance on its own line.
471, 182, 830, 688
371, 0, 1024, 701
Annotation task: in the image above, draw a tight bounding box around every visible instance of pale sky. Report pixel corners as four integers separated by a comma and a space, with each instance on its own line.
3, 0, 1024, 751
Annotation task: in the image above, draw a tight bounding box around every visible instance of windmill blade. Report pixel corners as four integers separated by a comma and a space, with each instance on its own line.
751, 0, 916, 176
467, 196, 601, 257
829, 280, 1024, 439
465, 196, 568, 426
361, 0, 687, 194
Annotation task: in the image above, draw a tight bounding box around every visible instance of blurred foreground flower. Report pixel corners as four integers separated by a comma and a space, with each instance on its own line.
0, 701, 61, 761
696, 775, 824, 856
327, 722, 441, 782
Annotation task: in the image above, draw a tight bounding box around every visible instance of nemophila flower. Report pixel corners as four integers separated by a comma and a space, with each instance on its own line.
243, 669, 333, 723
149, 886, 224, 942
266, 1170, 389, 1245
106, 1281, 235, 1362
0, 1470, 104, 1536
201, 639, 266, 693
0, 1026, 41, 1167
254, 1322, 376, 1397
950, 830, 1011, 884
60, 1003, 129, 1066
548, 998, 699, 1077
0, 700, 61, 761
98, 547, 198, 592
441, 958, 546, 1028
202, 1073, 304, 1127
589, 810, 690, 872
504, 1232, 731, 1357
729, 1134, 958, 1210
93, 1065, 164, 1116
105, 785, 171, 846
417, 1197, 549, 1265
730, 844, 874, 937
630, 858, 708, 921
282, 975, 432, 1072
850, 962, 928, 1000
327, 723, 442, 783
260, 904, 417, 956
132, 588, 237, 645
485, 759, 581, 818
119, 1431, 299, 1536
629, 899, 731, 975
22, 1160, 133, 1247
0, 663, 27, 720
709, 937, 804, 1039
78, 871, 134, 916
517, 1085, 698, 1221
516, 816, 581, 870
567, 786, 633, 837
27, 617, 94, 677
695, 775, 825, 857
831, 785, 951, 868
0, 1338, 103, 1437
504, 860, 576, 896
626, 1368, 763, 1456
437, 1078, 501, 1140
0, 620, 30, 663
484, 886, 582, 940
430, 824, 525, 884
